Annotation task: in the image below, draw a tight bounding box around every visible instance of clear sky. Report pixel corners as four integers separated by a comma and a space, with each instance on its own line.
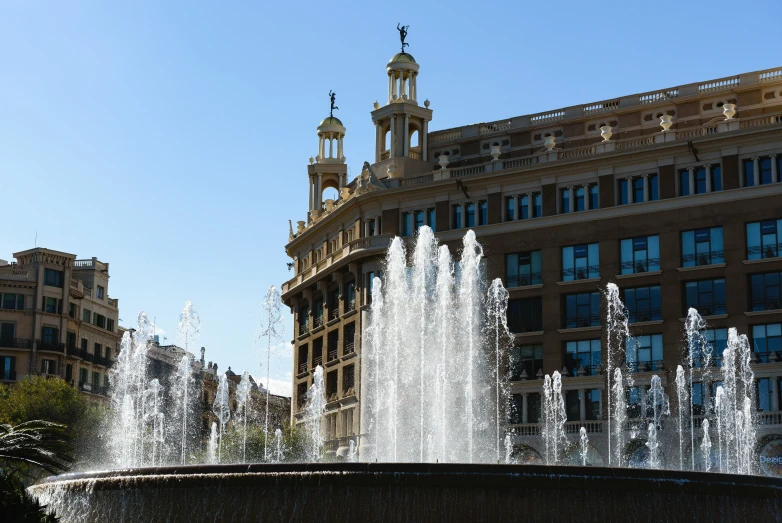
2, 1, 780, 396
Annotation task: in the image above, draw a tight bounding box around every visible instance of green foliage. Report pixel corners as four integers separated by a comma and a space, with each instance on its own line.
0, 421, 73, 477
0, 377, 108, 468
212, 422, 308, 464
0, 473, 58, 523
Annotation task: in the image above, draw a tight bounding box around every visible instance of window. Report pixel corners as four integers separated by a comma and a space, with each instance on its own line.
298, 307, 309, 335
746, 219, 782, 260
752, 323, 781, 363
695, 167, 707, 194
1, 293, 24, 310
649, 175, 659, 201
620, 236, 660, 274
691, 382, 705, 415
44, 297, 57, 314
699, 328, 728, 367
92, 371, 100, 389
66, 331, 76, 351
79, 368, 88, 387
681, 227, 723, 267
632, 177, 644, 203
83, 308, 91, 323
0, 355, 15, 381
327, 331, 339, 361
427, 208, 436, 231
684, 279, 726, 316
527, 393, 542, 423
585, 389, 600, 420
507, 297, 542, 333
402, 212, 411, 236
94, 342, 102, 357
560, 188, 570, 213
366, 272, 376, 303
345, 282, 356, 311
566, 390, 580, 420
414, 210, 424, 232
344, 322, 356, 354
81, 338, 88, 351
326, 371, 338, 398
627, 387, 643, 418
749, 272, 782, 311
107, 318, 114, 332
41, 326, 58, 345
465, 202, 476, 227
64, 363, 72, 383
743, 157, 775, 187
343, 364, 355, 393
575, 186, 585, 212
562, 243, 599, 281
588, 184, 599, 209
478, 200, 488, 225
626, 334, 663, 371
565, 339, 601, 376
617, 179, 629, 205
757, 378, 774, 412
368, 219, 376, 237
312, 337, 323, 367
509, 344, 543, 380
95, 314, 106, 329
510, 394, 524, 423
313, 299, 324, 328
520, 192, 542, 219
41, 359, 56, 375
623, 286, 662, 323
505, 196, 515, 221
0, 323, 15, 344
44, 269, 63, 288
564, 292, 600, 328
711, 165, 722, 191
505, 251, 542, 287
97, 285, 105, 299
679, 169, 690, 196
452, 204, 462, 229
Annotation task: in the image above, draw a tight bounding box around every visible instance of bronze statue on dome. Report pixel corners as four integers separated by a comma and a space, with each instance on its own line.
328, 90, 338, 118
397, 23, 409, 53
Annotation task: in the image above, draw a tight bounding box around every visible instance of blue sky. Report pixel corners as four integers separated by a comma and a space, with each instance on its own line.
2, 1, 780, 395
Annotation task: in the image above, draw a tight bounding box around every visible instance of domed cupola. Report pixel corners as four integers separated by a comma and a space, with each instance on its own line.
307, 90, 349, 221
386, 29, 419, 105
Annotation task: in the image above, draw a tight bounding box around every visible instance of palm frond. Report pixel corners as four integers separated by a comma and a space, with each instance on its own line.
0, 420, 73, 475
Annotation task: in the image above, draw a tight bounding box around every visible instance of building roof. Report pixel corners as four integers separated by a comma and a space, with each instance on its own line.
319, 116, 344, 127
390, 52, 416, 63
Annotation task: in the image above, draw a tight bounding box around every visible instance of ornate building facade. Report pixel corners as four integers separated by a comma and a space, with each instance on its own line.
282, 42, 782, 468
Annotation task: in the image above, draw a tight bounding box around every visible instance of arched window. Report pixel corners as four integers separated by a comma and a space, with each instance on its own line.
409, 129, 419, 149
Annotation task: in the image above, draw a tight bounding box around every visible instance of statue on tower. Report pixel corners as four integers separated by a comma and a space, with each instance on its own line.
328, 90, 338, 118
397, 23, 409, 52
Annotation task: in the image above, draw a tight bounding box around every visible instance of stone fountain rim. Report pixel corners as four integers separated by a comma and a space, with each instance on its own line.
33, 462, 782, 492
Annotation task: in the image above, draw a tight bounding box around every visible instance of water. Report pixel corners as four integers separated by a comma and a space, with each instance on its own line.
304, 366, 326, 461
700, 419, 712, 472
604, 283, 629, 467
274, 428, 283, 462
207, 423, 218, 464
674, 365, 687, 470
212, 373, 231, 463
645, 375, 669, 469
683, 308, 708, 471
172, 355, 195, 465
236, 371, 253, 462
610, 368, 628, 467
542, 372, 566, 465
258, 286, 284, 462
145, 379, 165, 467
361, 227, 508, 463
579, 427, 589, 467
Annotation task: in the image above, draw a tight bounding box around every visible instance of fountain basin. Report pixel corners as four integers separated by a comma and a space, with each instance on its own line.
30, 462, 782, 522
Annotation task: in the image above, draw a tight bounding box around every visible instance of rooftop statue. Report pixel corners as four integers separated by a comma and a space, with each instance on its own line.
328, 90, 338, 118
397, 23, 409, 53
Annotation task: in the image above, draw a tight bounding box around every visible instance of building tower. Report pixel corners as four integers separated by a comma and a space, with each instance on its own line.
308, 95, 348, 222
370, 38, 434, 179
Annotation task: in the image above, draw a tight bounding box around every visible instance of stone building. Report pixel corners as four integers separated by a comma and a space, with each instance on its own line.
282, 41, 782, 467
0, 249, 120, 400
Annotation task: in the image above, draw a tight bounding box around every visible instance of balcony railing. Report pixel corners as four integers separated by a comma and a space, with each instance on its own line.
686, 302, 726, 317
0, 369, 16, 381
299, 323, 309, 336
620, 258, 661, 274
312, 355, 323, 367
750, 298, 782, 312
327, 349, 338, 362
681, 250, 724, 267
313, 316, 324, 329
565, 364, 602, 377
0, 337, 32, 349
78, 349, 94, 363
564, 314, 601, 329
562, 266, 600, 281
297, 362, 307, 374
93, 355, 111, 367
747, 243, 782, 260
627, 360, 664, 373
328, 308, 340, 321
754, 351, 782, 363
627, 308, 662, 323
344, 341, 355, 355
345, 301, 356, 313
37, 341, 65, 353
506, 273, 542, 288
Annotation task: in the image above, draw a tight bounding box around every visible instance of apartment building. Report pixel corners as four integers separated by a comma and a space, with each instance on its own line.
282, 45, 782, 467
0, 249, 120, 399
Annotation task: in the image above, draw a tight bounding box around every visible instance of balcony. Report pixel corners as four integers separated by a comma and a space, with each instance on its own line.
506, 273, 542, 288
627, 308, 662, 324
93, 355, 112, 367
0, 337, 32, 349
687, 302, 726, 317
345, 301, 356, 313
750, 298, 782, 312
754, 351, 782, 364
627, 360, 665, 373
327, 349, 338, 363
298, 323, 309, 336
564, 314, 600, 329
343, 341, 355, 355
564, 364, 602, 377
297, 362, 307, 374
313, 316, 324, 329
78, 349, 94, 363
0, 369, 16, 381
313, 355, 323, 368
66, 344, 77, 356
681, 251, 724, 267
328, 308, 340, 321
37, 341, 65, 353
620, 258, 660, 274
747, 243, 782, 260
562, 266, 600, 281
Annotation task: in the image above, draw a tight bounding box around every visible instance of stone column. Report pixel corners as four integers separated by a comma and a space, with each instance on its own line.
584, 185, 590, 211
388, 74, 393, 102
579, 389, 586, 421
753, 157, 761, 186
626, 177, 633, 204
337, 134, 343, 160
375, 123, 381, 162
522, 393, 528, 424
411, 73, 417, 101
401, 73, 407, 99
772, 376, 779, 411
318, 134, 324, 159
422, 119, 428, 161
705, 164, 712, 193
771, 154, 779, 183
390, 115, 396, 158
527, 192, 534, 218
568, 186, 575, 213
328, 134, 334, 159
317, 174, 322, 208
687, 168, 695, 195
642, 174, 649, 202
403, 115, 409, 157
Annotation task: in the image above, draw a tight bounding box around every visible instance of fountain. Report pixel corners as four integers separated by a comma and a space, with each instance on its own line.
236, 371, 253, 463
28, 230, 782, 521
